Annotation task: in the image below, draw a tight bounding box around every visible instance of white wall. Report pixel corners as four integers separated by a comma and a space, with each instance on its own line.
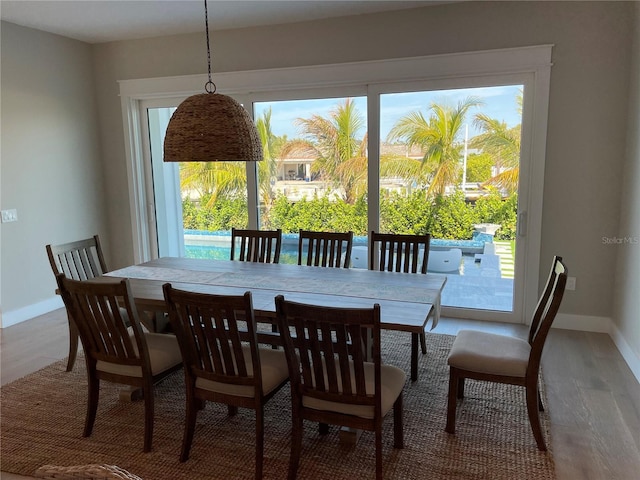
611, 3, 640, 378
93, 1, 632, 317
0, 22, 108, 326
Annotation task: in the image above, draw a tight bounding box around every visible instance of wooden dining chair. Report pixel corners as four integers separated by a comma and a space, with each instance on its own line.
369, 231, 431, 274
369, 231, 431, 354
445, 256, 568, 450
55, 274, 183, 452
163, 285, 289, 478
275, 295, 405, 480
230, 228, 282, 264
297, 230, 354, 268
46, 235, 109, 371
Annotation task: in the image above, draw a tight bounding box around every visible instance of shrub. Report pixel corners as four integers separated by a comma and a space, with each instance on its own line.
182, 197, 247, 231
269, 194, 368, 235
379, 191, 433, 235
474, 190, 517, 240
429, 191, 475, 239
182, 190, 518, 240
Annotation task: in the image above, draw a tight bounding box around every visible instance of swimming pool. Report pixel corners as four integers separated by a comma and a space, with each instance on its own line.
183, 229, 491, 272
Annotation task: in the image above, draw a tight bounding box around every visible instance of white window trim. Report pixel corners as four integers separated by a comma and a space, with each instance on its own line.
119, 45, 553, 323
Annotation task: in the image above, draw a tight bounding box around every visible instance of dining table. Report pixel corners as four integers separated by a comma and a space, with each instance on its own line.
105, 256, 447, 382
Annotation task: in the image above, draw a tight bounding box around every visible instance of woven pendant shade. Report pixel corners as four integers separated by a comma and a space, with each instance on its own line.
163, 93, 263, 162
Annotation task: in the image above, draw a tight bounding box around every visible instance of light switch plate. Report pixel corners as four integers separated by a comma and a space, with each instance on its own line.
1, 209, 18, 223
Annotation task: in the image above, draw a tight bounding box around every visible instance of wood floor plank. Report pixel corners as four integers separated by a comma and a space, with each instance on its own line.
578, 386, 640, 478
551, 424, 613, 480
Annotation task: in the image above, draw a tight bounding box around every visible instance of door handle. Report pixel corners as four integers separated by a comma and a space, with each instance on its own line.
518, 211, 527, 237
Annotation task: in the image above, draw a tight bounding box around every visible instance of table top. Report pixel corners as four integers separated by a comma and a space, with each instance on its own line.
106, 257, 447, 334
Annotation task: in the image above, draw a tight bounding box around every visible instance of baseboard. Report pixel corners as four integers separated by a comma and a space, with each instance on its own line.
552, 313, 611, 333
0, 296, 64, 328
610, 323, 640, 384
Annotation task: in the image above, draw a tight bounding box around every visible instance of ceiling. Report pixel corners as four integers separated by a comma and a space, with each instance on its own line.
0, 0, 443, 44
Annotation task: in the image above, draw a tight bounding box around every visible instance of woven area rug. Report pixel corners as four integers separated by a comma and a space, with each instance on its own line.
1, 332, 555, 479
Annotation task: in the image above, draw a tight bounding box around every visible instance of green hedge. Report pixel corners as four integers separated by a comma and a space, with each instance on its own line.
182, 189, 517, 240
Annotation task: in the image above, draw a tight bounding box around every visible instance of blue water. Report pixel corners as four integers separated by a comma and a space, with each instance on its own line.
184, 230, 343, 264
183, 229, 489, 263
185, 244, 301, 264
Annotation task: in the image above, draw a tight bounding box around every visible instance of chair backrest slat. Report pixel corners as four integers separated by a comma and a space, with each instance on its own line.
527, 256, 568, 370
164, 286, 259, 387
57, 275, 145, 367
369, 231, 431, 274
47, 235, 108, 282
298, 230, 354, 268
231, 228, 282, 264
276, 295, 380, 405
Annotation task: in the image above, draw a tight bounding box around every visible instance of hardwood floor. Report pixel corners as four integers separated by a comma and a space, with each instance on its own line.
1, 308, 639, 479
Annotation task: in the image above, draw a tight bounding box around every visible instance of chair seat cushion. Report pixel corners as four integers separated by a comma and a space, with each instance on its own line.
97, 333, 182, 378
196, 346, 289, 398
303, 362, 406, 419
447, 330, 530, 377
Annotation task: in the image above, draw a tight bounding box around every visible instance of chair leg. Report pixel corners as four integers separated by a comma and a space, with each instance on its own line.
457, 377, 465, 399
538, 387, 545, 412
143, 383, 154, 453
84, 368, 99, 437
419, 331, 427, 355
375, 422, 383, 480
393, 392, 404, 449
526, 380, 547, 451
66, 312, 79, 372
445, 368, 458, 434
255, 407, 264, 480
410, 333, 419, 382
180, 392, 199, 462
318, 423, 329, 435
288, 407, 303, 480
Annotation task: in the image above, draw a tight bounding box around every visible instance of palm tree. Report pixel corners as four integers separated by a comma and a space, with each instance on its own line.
281, 98, 367, 204
470, 116, 521, 193
378, 152, 428, 192
255, 108, 282, 214
179, 108, 281, 209
470, 90, 522, 194
179, 160, 246, 207
387, 96, 483, 197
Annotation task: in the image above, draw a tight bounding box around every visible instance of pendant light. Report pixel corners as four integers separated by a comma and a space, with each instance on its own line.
163, 0, 263, 162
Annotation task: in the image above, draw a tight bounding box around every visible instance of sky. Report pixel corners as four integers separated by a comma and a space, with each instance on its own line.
254, 84, 523, 141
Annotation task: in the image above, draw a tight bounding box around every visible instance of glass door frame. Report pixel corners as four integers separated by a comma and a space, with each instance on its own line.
368, 75, 533, 323
119, 45, 552, 324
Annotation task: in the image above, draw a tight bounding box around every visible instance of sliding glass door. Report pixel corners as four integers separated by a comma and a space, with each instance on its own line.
253, 97, 368, 264
144, 84, 524, 317
124, 47, 552, 324
376, 85, 523, 312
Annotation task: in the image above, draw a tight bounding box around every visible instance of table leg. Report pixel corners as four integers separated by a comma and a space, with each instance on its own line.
339, 427, 363, 447
411, 332, 419, 382
119, 386, 143, 402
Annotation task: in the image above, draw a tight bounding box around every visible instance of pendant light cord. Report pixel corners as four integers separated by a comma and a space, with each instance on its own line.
204, 0, 216, 94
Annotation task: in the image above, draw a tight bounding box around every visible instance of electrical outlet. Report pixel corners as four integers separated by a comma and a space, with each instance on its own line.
566, 276, 576, 291
1, 209, 18, 223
